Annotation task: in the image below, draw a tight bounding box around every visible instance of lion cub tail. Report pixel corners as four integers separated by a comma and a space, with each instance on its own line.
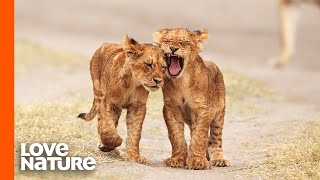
77, 98, 99, 121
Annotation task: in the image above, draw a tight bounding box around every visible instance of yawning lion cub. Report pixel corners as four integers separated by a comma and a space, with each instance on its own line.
154, 28, 229, 169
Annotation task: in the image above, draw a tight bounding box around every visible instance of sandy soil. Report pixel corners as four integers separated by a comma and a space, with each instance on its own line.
14, 0, 320, 179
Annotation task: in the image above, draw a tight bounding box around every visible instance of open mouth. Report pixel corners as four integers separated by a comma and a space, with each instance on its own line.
165, 54, 184, 76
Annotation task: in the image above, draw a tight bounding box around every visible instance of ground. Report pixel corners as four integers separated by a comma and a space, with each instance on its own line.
14, 0, 320, 179
14, 40, 320, 180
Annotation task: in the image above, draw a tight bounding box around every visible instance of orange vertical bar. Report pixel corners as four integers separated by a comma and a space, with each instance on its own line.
0, 0, 14, 179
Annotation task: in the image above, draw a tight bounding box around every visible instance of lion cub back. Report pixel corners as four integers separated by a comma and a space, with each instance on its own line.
78, 43, 125, 121
90, 43, 124, 90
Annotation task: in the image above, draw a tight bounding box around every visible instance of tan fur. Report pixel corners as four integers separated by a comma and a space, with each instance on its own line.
154, 28, 229, 170
78, 35, 166, 164
276, 0, 320, 67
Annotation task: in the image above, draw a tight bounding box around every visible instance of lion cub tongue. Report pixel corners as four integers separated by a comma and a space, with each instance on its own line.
169, 56, 181, 76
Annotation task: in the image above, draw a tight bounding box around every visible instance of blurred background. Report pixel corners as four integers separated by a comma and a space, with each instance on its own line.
14, 0, 320, 179
15, 0, 320, 105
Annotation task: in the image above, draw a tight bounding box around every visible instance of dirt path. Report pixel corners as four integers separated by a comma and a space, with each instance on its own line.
14, 62, 320, 179
15, 0, 320, 179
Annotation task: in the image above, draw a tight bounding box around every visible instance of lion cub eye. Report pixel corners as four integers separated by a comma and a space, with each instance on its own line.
180, 40, 190, 45
161, 66, 167, 70
145, 63, 152, 68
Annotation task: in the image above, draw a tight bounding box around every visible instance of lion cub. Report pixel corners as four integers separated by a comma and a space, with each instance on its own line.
154, 28, 229, 169
78, 35, 166, 164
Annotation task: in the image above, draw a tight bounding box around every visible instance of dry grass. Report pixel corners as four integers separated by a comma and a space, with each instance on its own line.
15, 40, 287, 179
15, 39, 88, 76
15, 100, 138, 179
14, 39, 279, 121
224, 70, 277, 100
241, 122, 320, 179
224, 70, 283, 121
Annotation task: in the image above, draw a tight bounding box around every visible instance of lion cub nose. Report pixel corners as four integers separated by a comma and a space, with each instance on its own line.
153, 77, 163, 84
170, 47, 179, 53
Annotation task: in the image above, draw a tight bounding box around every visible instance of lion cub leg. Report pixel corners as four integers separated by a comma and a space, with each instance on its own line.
125, 104, 148, 164
163, 104, 187, 168
207, 109, 230, 167
98, 101, 123, 152
186, 110, 212, 170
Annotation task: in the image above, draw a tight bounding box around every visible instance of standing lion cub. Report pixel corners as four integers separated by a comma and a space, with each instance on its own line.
154, 28, 229, 169
78, 35, 166, 164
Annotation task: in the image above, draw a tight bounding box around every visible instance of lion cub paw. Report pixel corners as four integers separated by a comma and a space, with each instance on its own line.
127, 154, 148, 164
186, 155, 211, 170
165, 156, 186, 168
99, 134, 123, 152
210, 158, 230, 167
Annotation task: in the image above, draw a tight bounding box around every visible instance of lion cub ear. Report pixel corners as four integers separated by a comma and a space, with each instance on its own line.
123, 35, 140, 59
190, 29, 209, 50
153, 28, 168, 43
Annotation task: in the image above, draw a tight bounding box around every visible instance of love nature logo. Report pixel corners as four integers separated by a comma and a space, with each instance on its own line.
20, 143, 96, 171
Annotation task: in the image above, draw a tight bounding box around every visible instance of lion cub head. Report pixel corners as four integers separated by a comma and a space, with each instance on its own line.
123, 35, 167, 91
153, 28, 208, 79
